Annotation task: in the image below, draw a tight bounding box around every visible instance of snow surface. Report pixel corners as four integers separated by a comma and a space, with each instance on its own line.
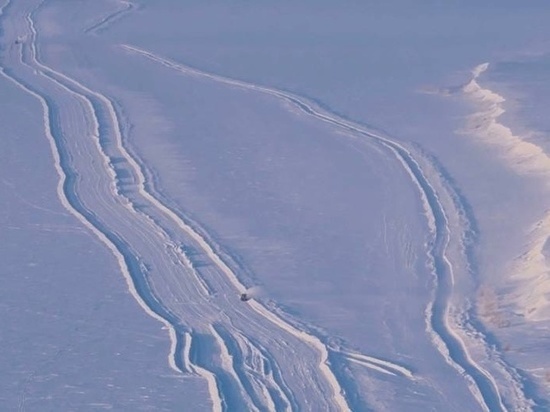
2, 0, 550, 411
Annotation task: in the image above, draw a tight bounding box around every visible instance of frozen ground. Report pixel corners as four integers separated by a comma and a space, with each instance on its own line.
1, 0, 550, 411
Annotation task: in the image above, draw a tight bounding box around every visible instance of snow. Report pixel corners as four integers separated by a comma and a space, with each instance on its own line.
2, 0, 550, 410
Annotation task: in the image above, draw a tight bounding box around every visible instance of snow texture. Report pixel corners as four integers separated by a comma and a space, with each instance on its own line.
2, 0, 550, 411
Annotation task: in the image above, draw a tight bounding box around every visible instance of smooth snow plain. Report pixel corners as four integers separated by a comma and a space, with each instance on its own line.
1, 0, 550, 411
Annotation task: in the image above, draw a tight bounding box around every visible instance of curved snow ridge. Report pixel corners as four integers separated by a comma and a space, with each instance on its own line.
462, 62, 550, 178
400, 152, 502, 409
407, 153, 506, 412
119, 45, 511, 411
84, 0, 135, 35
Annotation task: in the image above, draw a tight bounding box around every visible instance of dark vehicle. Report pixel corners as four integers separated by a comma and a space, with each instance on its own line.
240, 293, 251, 302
